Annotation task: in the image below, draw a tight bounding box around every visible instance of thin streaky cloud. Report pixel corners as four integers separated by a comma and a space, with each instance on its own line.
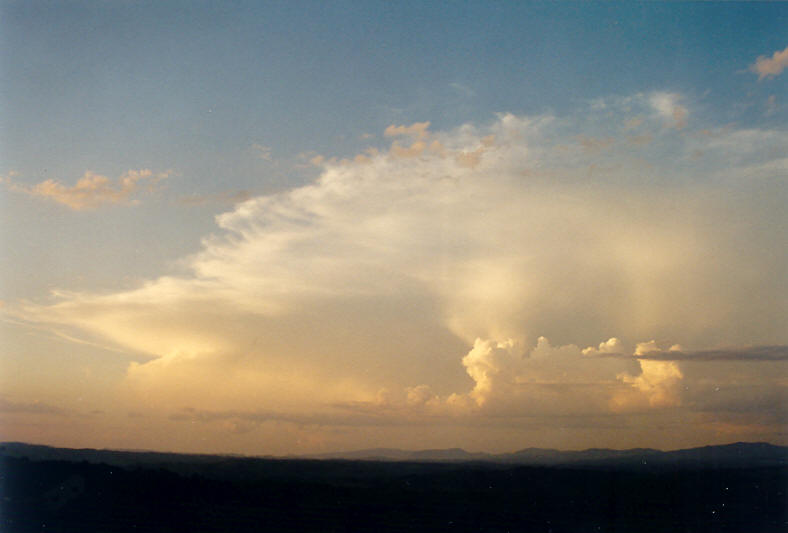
178, 190, 253, 206
584, 345, 788, 362
0, 397, 70, 417
636, 345, 788, 362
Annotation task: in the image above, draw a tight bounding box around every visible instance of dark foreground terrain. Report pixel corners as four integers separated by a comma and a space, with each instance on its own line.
1, 442, 786, 532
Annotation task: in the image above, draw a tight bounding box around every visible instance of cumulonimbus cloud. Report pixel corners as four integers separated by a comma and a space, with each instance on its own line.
8, 95, 787, 438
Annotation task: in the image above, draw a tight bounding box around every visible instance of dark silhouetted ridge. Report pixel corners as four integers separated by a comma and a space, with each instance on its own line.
2, 441, 786, 532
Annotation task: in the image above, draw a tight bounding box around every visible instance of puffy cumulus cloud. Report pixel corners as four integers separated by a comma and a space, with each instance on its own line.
460, 339, 522, 406
750, 45, 788, 80
610, 341, 684, 410
582, 337, 625, 356
9, 99, 788, 447
8, 169, 170, 210
614, 360, 684, 410
450, 336, 642, 414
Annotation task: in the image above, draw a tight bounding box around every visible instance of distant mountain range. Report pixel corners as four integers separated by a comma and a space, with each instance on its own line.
306, 441, 787, 467
2, 441, 785, 469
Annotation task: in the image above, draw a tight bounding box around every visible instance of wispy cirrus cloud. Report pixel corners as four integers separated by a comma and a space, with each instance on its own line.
8, 169, 170, 210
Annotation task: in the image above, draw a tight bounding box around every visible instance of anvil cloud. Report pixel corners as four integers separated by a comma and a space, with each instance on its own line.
9, 96, 788, 451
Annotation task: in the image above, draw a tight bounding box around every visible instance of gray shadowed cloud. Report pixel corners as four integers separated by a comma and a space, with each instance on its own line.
635, 345, 788, 362
0, 397, 70, 417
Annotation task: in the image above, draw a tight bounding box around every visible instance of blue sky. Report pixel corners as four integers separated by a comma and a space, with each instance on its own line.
3, 1, 785, 173
3, 1, 785, 297
1, 2, 786, 454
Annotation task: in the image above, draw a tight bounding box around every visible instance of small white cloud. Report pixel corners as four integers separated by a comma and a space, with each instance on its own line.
8, 169, 170, 210
749, 45, 788, 80
384, 121, 431, 140
582, 337, 625, 356
649, 92, 688, 129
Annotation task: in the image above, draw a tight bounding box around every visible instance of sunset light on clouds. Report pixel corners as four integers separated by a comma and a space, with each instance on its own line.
1, 2, 786, 456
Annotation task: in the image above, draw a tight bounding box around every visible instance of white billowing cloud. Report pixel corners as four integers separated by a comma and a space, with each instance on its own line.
649, 92, 688, 129
9, 100, 787, 434
615, 359, 684, 409
460, 338, 522, 406
452, 336, 642, 414
609, 341, 685, 410
750, 45, 788, 80
582, 337, 625, 356
9, 169, 170, 210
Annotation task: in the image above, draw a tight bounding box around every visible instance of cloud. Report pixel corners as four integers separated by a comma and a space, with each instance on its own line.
635, 345, 788, 362
614, 359, 683, 409
648, 92, 688, 129
765, 94, 777, 116
582, 337, 625, 356
450, 82, 476, 99
624, 117, 644, 130
0, 397, 69, 416
384, 121, 431, 139
168, 405, 426, 430
251, 144, 273, 161
405, 385, 440, 408
179, 190, 253, 206
8, 169, 170, 210
449, 336, 642, 415
9, 99, 787, 444
750, 45, 788, 80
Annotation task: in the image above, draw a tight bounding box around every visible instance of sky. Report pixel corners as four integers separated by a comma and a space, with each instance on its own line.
1, 1, 787, 456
